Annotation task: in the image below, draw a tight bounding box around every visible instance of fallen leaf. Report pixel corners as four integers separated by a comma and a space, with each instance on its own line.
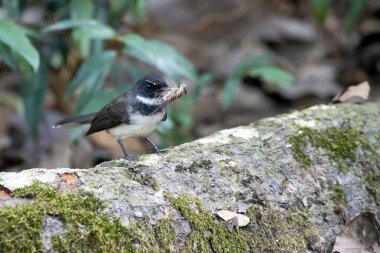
58, 172, 78, 185
217, 209, 250, 227
226, 216, 239, 232
333, 212, 380, 253
0, 185, 11, 199
333, 81, 370, 104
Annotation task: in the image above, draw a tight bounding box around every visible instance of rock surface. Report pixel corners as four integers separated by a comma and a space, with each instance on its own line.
1, 103, 380, 252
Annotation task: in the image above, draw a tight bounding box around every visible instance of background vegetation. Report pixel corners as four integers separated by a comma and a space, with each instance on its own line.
0, 0, 378, 170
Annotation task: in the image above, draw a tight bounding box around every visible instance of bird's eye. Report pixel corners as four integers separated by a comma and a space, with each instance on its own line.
146, 84, 153, 89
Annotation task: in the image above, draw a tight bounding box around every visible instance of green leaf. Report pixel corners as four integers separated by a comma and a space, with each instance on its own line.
70, 0, 94, 19
222, 54, 274, 108
0, 91, 23, 114
310, 0, 331, 22
43, 19, 115, 39
70, 0, 94, 57
3, 0, 20, 19
64, 51, 116, 114
74, 74, 104, 114
131, 0, 148, 23
222, 77, 241, 109
248, 66, 294, 89
0, 19, 40, 72
21, 55, 48, 138
121, 34, 197, 81
193, 72, 212, 96
71, 25, 115, 40
346, 0, 367, 33
65, 51, 117, 99
110, 0, 131, 21
71, 27, 92, 57
0, 42, 17, 70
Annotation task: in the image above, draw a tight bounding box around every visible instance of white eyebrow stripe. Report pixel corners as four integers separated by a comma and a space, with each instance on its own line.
136, 95, 163, 105
146, 79, 157, 85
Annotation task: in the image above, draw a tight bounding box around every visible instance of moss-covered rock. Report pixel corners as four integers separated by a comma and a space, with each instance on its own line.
289, 126, 380, 205
166, 193, 323, 252
0, 183, 323, 252
0, 183, 134, 252
289, 126, 378, 171
0, 103, 379, 252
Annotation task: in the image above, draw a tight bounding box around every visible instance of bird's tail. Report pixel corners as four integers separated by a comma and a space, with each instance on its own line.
52, 112, 97, 128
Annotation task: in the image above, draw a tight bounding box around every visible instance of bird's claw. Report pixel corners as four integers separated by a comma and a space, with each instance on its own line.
151, 147, 171, 154
120, 155, 138, 161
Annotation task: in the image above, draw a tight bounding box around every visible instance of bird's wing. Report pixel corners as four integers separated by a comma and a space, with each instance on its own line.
85, 95, 130, 136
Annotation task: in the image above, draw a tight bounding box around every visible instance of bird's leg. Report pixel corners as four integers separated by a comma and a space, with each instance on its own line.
117, 139, 137, 160
143, 137, 168, 153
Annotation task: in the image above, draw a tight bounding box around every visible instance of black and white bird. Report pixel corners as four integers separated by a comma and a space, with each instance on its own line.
53, 74, 173, 160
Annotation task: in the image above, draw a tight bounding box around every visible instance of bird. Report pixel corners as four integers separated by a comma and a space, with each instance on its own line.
53, 74, 173, 160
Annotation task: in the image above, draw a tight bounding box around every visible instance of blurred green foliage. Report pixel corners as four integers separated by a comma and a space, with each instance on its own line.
310, 0, 367, 33
222, 54, 294, 109
0, 0, 202, 144
0, 0, 369, 145
0, 19, 39, 73
310, 0, 331, 22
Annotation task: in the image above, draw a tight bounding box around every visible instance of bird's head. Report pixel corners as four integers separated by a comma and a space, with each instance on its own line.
132, 74, 173, 105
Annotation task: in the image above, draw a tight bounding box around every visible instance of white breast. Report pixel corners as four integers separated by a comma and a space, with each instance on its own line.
107, 112, 165, 139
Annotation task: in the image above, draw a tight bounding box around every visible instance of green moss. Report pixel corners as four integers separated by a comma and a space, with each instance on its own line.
289, 128, 312, 167
165, 193, 322, 252
165, 193, 248, 253
175, 159, 212, 173
0, 204, 44, 252
0, 183, 177, 253
290, 126, 380, 206
122, 168, 159, 191
245, 205, 321, 252
264, 167, 274, 175
280, 176, 289, 191
154, 218, 176, 251
133, 174, 159, 191
328, 180, 347, 223
376, 133, 380, 144
365, 171, 380, 204
129, 218, 176, 253
0, 183, 325, 252
329, 180, 347, 206
0, 182, 134, 253
289, 126, 379, 172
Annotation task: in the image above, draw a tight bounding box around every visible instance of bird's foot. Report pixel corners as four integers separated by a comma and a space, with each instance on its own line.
120, 155, 138, 161
150, 147, 171, 154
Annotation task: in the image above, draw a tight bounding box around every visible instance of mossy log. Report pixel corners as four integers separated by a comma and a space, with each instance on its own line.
1, 103, 380, 252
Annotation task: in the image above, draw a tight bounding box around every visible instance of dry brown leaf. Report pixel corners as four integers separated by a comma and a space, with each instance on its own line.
333, 212, 380, 253
0, 190, 10, 199
216, 210, 250, 227
0, 186, 11, 199
58, 172, 78, 185
333, 81, 370, 104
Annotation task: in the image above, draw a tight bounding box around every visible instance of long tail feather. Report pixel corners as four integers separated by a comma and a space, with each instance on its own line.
52, 113, 97, 128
